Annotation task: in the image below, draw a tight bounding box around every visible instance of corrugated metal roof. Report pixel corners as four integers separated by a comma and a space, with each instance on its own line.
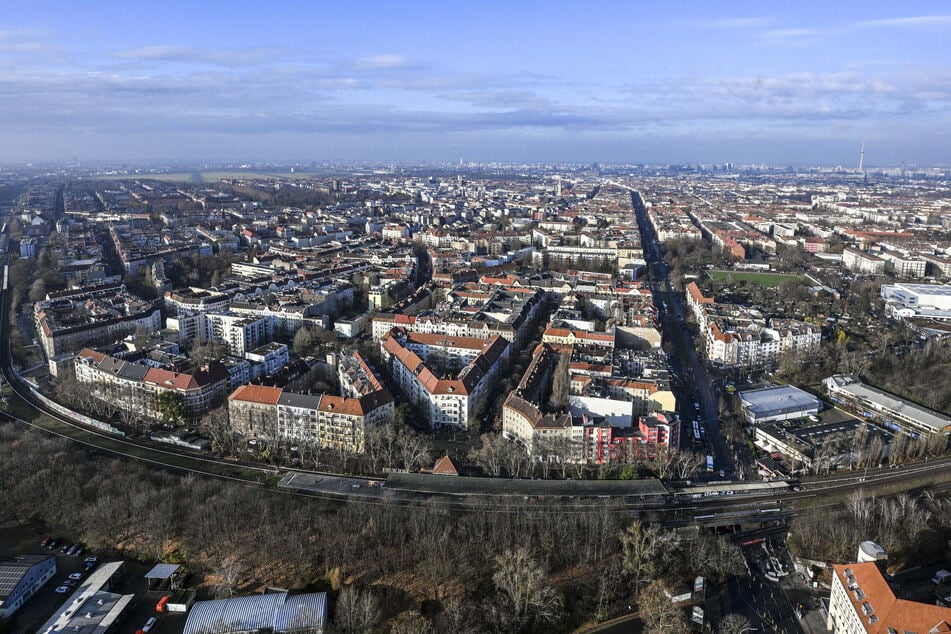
273, 593, 328, 631
183, 592, 327, 634
144, 563, 180, 579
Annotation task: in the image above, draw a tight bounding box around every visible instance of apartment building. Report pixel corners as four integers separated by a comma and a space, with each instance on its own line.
381, 328, 508, 429
878, 246, 926, 278
227, 384, 282, 437
637, 413, 679, 447
167, 311, 275, 355
686, 282, 819, 369
244, 342, 289, 378
842, 248, 885, 275
828, 561, 951, 632
228, 384, 393, 453
35, 284, 161, 358
75, 348, 231, 422
371, 285, 544, 344
503, 344, 667, 464
542, 326, 616, 349
164, 288, 231, 317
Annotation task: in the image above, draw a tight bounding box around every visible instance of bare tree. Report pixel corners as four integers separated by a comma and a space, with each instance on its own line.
718, 613, 754, 634
491, 546, 563, 633
397, 427, 431, 472
440, 595, 478, 634
471, 433, 510, 477
672, 449, 705, 480
334, 585, 380, 633
638, 580, 689, 633
213, 555, 245, 598
391, 612, 434, 634
620, 521, 663, 589
594, 559, 622, 623
199, 405, 238, 455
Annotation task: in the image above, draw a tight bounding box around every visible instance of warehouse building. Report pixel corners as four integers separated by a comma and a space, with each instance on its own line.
824, 374, 951, 435
37, 562, 134, 634
739, 385, 821, 424
0, 554, 56, 618
183, 591, 328, 634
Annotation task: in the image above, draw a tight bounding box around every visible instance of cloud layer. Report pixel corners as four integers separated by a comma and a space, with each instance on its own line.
1, 8, 949, 164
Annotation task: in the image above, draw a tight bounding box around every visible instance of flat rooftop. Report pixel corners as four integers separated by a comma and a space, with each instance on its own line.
832, 380, 951, 433
739, 385, 819, 417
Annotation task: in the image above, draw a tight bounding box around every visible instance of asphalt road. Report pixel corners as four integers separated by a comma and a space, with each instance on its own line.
630, 190, 734, 475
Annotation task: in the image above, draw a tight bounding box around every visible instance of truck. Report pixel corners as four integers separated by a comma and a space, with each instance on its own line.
933, 570, 951, 585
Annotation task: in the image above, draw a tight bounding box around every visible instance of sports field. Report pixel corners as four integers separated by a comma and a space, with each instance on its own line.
706, 270, 805, 287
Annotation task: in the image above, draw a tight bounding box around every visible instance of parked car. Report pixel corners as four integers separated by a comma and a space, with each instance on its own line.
41, 536, 53, 548
67, 544, 79, 556
68, 572, 84, 581
83, 556, 99, 571
47, 538, 62, 550
63, 579, 77, 588
60, 542, 74, 554
143, 617, 158, 633
74, 544, 86, 557
54, 585, 71, 594
155, 595, 170, 612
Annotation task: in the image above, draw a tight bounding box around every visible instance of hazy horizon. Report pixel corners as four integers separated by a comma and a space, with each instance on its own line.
3, 1, 950, 166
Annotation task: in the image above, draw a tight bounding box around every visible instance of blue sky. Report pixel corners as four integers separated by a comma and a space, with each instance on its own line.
2, 1, 950, 165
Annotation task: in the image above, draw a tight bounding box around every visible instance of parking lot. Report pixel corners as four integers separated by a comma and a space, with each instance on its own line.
0, 524, 187, 634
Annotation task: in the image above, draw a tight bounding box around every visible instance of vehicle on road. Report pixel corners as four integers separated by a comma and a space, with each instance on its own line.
143, 617, 158, 632
933, 570, 951, 585
54, 585, 70, 594
68, 572, 84, 581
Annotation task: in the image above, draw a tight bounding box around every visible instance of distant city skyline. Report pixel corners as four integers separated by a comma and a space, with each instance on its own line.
2, 1, 950, 166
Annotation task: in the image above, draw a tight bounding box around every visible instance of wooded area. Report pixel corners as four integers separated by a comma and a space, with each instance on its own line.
0, 422, 748, 632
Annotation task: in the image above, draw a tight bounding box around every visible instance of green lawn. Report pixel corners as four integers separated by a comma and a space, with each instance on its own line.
707, 270, 806, 287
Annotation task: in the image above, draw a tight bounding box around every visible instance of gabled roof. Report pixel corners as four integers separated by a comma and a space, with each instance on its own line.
430, 455, 459, 476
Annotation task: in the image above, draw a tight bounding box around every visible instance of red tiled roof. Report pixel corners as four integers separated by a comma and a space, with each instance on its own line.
431, 455, 459, 476
144, 367, 199, 390
833, 562, 951, 633
228, 384, 283, 405
77, 348, 106, 364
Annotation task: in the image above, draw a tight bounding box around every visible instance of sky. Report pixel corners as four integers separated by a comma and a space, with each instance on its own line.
2, 1, 950, 166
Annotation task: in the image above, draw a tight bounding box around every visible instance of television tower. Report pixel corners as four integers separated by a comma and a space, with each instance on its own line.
858, 140, 865, 172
